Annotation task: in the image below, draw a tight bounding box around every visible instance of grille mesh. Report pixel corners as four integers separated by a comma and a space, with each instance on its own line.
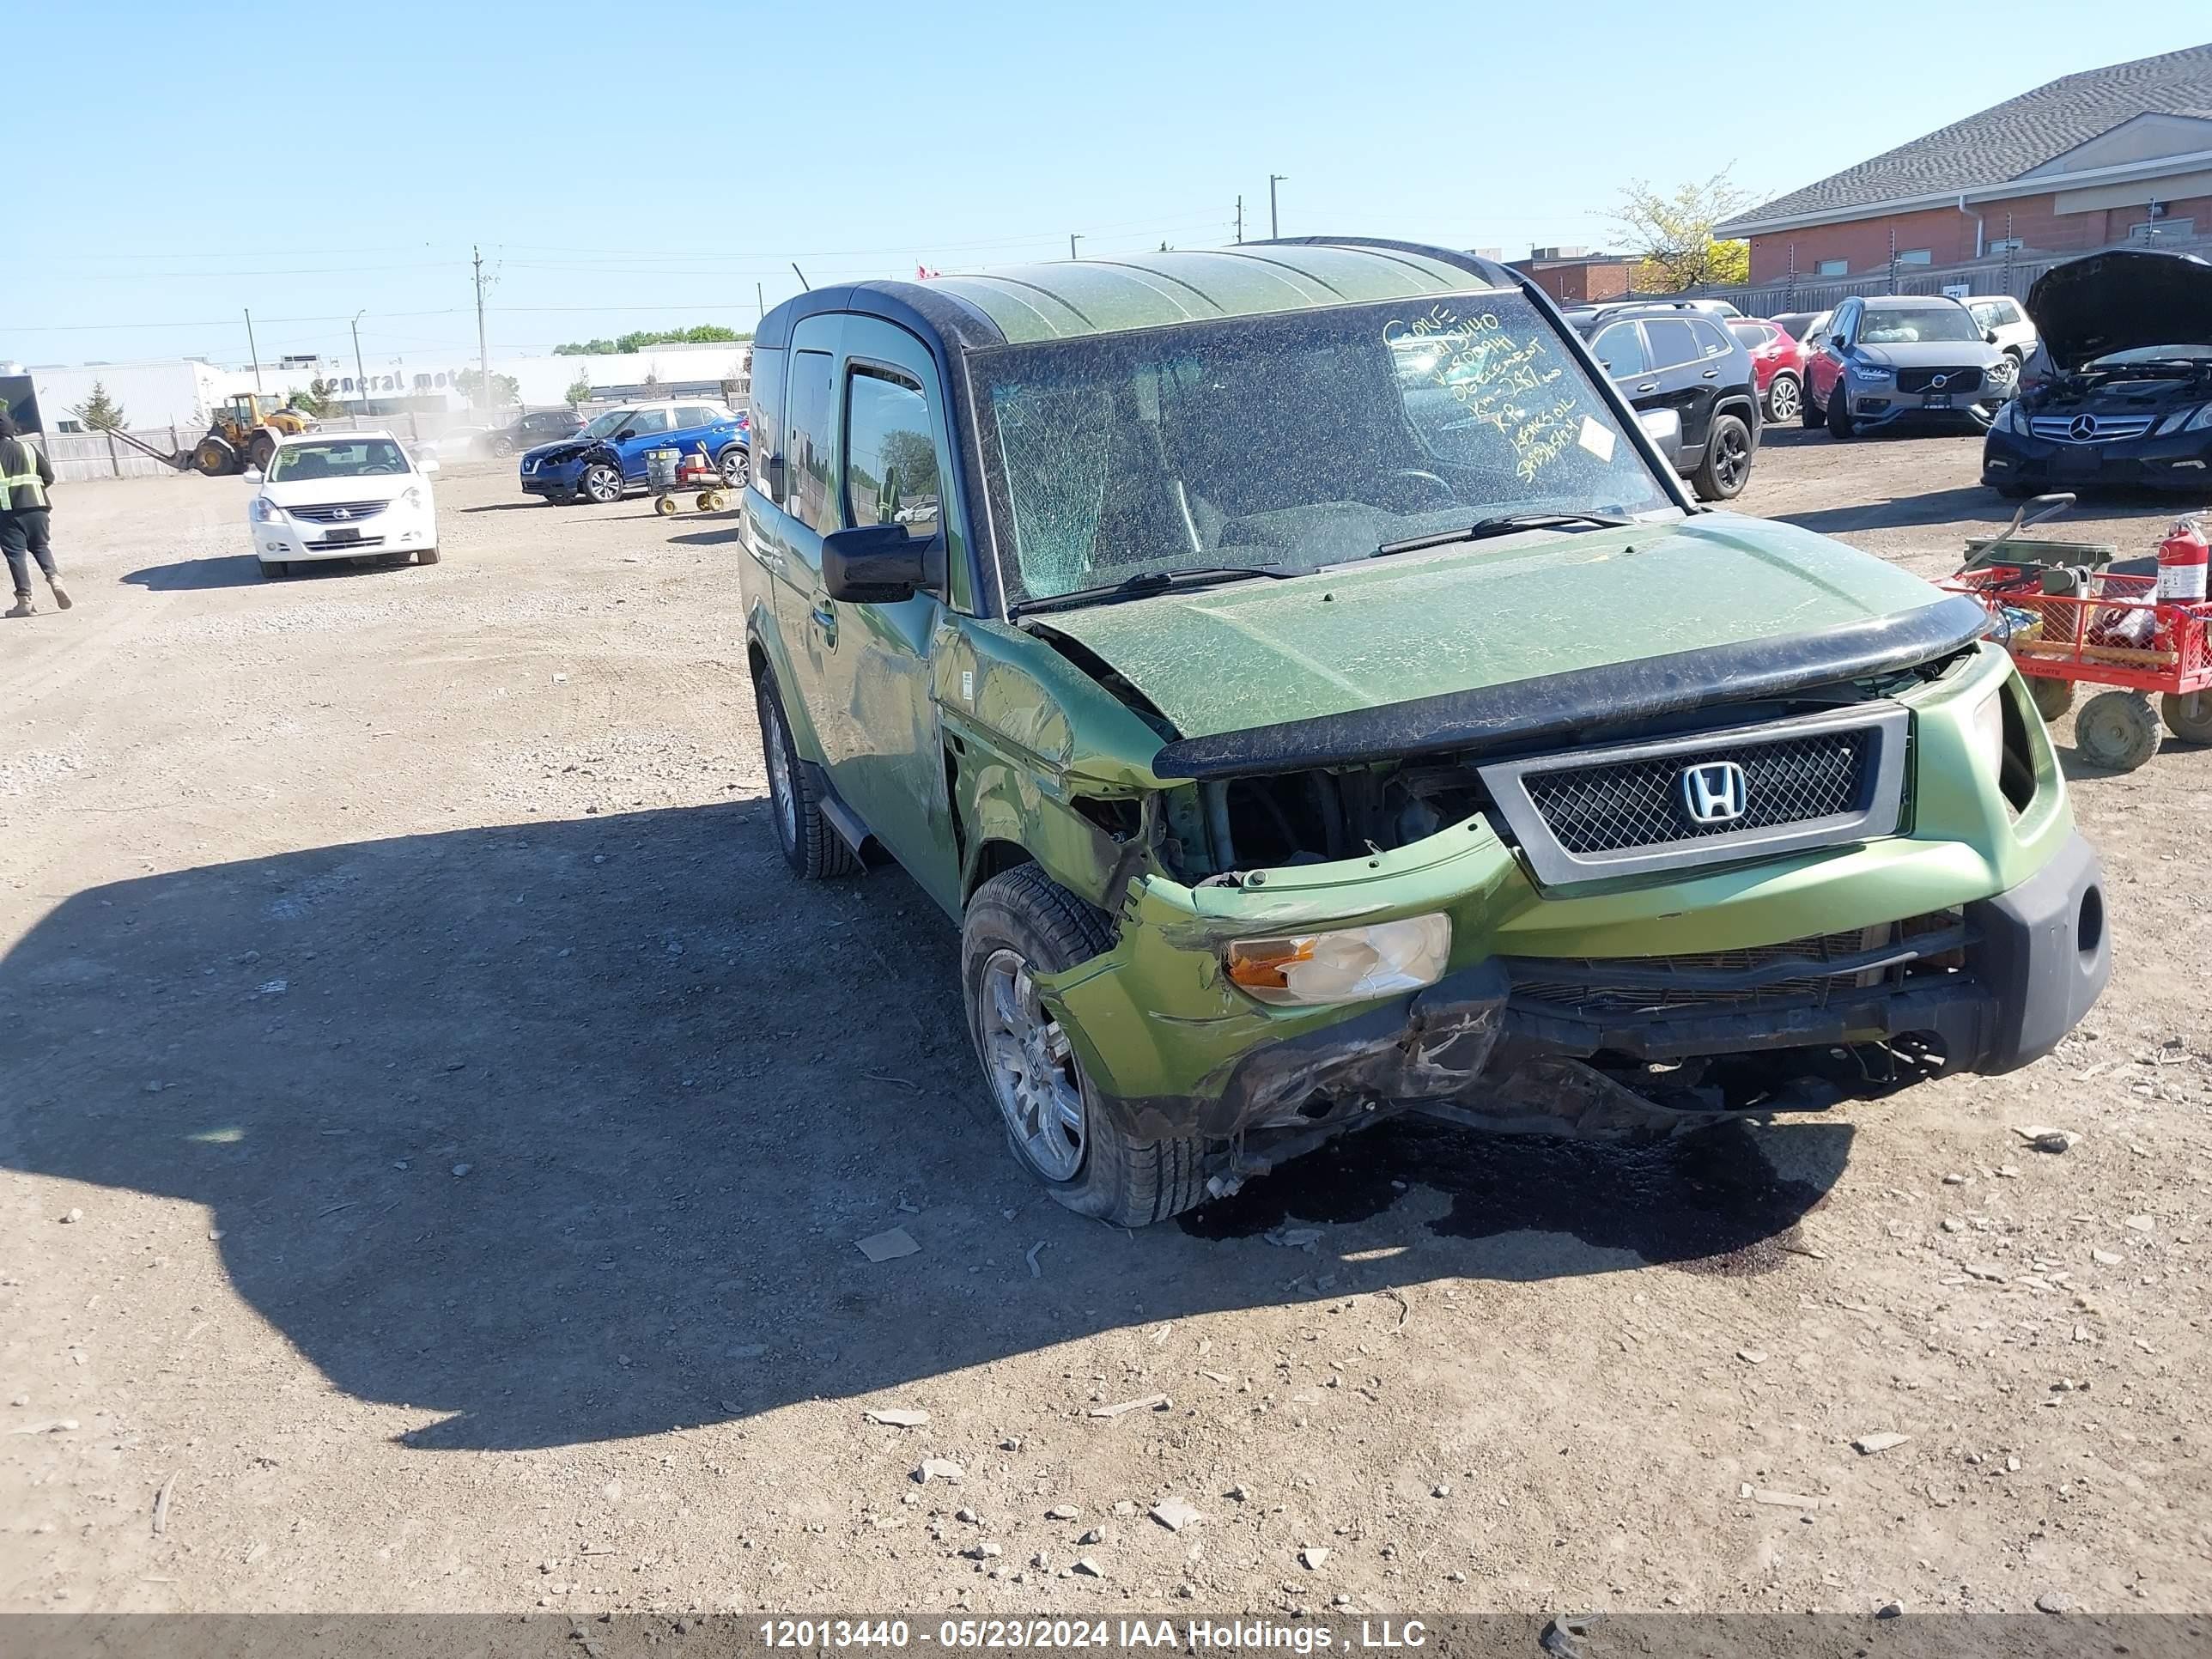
1522, 732, 1869, 856
1896, 366, 1984, 395
287, 501, 388, 524
1510, 923, 1917, 1018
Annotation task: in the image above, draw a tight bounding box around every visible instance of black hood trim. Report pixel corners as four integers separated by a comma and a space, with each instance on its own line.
1149, 593, 1990, 781
2026, 248, 2212, 369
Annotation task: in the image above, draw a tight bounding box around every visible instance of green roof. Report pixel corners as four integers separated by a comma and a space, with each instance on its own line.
927, 244, 1491, 343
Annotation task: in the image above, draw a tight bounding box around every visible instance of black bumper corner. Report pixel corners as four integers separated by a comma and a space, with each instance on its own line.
1964, 830, 2109, 1073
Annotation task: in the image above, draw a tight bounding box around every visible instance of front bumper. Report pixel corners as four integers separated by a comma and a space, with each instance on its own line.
520, 460, 588, 496
1843, 385, 1996, 429
251, 508, 435, 562
1046, 645, 2101, 1142
1983, 422, 2212, 491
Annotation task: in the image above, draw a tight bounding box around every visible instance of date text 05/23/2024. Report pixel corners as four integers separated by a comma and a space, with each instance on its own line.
760, 1620, 1431, 1652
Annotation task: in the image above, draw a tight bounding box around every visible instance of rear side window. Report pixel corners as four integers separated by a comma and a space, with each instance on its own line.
1590, 323, 1647, 378
749, 349, 785, 497
1642, 319, 1699, 369
844, 367, 943, 538
675, 404, 720, 430
1729, 322, 1771, 349
786, 349, 836, 532
1691, 319, 1734, 358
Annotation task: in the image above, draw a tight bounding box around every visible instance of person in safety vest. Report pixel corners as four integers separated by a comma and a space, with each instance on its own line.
0, 414, 69, 618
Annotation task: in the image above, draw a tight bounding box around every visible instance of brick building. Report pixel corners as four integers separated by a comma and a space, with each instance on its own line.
1507, 247, 1644, 305
1717, 43, 2212, 284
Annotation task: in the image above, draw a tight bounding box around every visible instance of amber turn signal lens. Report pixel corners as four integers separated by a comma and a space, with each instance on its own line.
1222, 915, 1452, 1007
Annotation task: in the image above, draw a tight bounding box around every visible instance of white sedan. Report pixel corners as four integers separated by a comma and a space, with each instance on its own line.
246, 430, 441, 579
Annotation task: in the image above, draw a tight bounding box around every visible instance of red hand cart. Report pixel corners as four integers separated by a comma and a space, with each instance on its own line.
1943, 494, 2212, 771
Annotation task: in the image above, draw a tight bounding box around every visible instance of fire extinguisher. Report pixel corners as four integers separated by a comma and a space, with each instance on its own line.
2158, 517, 2209, 605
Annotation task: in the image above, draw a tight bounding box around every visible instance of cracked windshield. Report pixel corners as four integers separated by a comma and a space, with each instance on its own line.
975, 291, 1675, 603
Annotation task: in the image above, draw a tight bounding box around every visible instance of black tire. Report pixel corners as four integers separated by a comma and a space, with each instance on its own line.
581, 461, 623, 504
1827, 384, 1857, 440
1765, 372, 1802, 424
1799, 379, 1826, 428
961, 864, 1209, 1227
2160, 690, 2212, 744
1990, 481, 2036, 499
544, 489, 575, 506
416, 546, 441, 566
246, 431, 277, 473
717, 446, 750, 491
755, 672, 860, 879
2075, 690, 2160, 771
260, 561, 288, 579
2028, 677, 2075, 721
1691, 412, 1753, 501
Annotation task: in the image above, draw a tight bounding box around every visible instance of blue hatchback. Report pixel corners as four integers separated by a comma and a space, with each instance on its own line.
519, 401, 750, 504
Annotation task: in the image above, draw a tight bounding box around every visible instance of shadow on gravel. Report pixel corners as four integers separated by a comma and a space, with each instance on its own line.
0, 805, 1847, 1451
119, 555, 271, 591
1781, 483, 2188, 539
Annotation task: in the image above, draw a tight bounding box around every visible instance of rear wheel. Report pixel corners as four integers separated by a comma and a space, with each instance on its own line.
492, 434, 516, 458
2027, 677, 2075, 721
2075, 690, 2160, 771
653, 494, 680, 517
259, 561, 288, 579
961, 865, 1209, 1227
1799, 379, 1826, 428
1766, 372, 1802, 423
2160, 690, 2212, 744
756, 672, 860, 879
246, 431, 276, 473
717, 446, 750, 490
1692, 413, 1753, 501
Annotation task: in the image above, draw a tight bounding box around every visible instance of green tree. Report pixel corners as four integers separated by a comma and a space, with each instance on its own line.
289, 378, 346, 418
1607, 169, 1753, 292
454, 368, 520, 409
72, 380, 127, 431
564, 376, 593, 408
555, 325, 751, 356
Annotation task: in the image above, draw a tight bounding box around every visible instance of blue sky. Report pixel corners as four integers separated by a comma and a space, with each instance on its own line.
8, 0, 2205, 371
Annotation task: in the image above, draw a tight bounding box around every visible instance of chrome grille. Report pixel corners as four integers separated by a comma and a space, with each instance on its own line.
1896, 366, 1983, 395
2027, 414, 2156, 443
288, 500, 388, 524
1475, 704, 1910, 887
1524, 731, 1869, 856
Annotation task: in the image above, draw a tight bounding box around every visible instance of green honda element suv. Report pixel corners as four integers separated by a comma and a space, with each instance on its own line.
739, 239, 2108, 1227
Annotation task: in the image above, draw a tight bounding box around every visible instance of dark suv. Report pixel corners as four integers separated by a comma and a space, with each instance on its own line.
1569, 303, 1761, 500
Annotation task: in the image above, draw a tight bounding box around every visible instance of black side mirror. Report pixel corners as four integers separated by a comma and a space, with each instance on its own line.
763, 454, 787, 504
614, 428, 636, 441
1985, 329, 2001, 345
822, 523, 929, 603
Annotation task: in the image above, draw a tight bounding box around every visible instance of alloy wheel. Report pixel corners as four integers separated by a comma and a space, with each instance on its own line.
584, 464, 621, 503
720, 449, 749, 489
1768, 374, 1801, 422
1714, 425, 1751, 493
762, 694, 799, 851
978, 948, 1086, 1182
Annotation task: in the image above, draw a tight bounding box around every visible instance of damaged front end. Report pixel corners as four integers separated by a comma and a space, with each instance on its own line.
1021, 598, 2106, 1175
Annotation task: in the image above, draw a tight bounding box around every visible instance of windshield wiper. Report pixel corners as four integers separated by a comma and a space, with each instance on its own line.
1375, 512, 1635, 558
1008, 563, 1291, 620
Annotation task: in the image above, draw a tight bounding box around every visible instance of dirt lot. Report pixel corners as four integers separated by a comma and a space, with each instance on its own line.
3, 432, 2208, 1618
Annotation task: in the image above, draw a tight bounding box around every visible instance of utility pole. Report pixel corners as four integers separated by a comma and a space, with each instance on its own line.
1234, 195, 1244, 244
1069, 234, 1083, 260
472, 245, 491, 416
351, 310, 368, 416
1268, 174, 1286, 240
244, 309, 264, 394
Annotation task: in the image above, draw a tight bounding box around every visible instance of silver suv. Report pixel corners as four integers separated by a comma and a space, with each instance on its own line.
1803, 294, 2011, 439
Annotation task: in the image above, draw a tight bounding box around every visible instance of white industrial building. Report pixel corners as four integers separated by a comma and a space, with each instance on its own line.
19, 341, 753, 434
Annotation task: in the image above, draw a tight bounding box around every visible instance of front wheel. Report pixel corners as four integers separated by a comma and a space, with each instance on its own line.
1765, 372, 1802, 423
259, 561, 288, 579
961, 865, 1209, 1226
2075, 690, 2160, 771
1799, 379, 1826, 429
1692, 413, 1753, 501
415, 546, 441, 566
581, 462, 623, 504
1827, 386, 1858, 440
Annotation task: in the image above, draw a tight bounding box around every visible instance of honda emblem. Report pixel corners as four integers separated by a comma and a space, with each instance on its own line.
1680, 761, 1748, 826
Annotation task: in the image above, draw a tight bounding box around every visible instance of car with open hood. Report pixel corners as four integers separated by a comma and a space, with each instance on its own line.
740, 240, 2108, 1226
1803, 294, 2011, 438
1982, 248, 2212, 496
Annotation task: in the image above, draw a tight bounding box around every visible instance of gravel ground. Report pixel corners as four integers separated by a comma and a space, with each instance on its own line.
2, 436, 2207, 1617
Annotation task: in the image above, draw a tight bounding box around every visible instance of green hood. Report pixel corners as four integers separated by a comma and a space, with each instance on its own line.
1029, 514, 1947, 741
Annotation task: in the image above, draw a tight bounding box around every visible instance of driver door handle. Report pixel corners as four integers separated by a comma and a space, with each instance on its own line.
1635, 381, 1658, 394
1701, 368, 1719, 380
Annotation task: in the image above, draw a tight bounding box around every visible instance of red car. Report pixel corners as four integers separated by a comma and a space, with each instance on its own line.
1730, 320, 1808, 424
